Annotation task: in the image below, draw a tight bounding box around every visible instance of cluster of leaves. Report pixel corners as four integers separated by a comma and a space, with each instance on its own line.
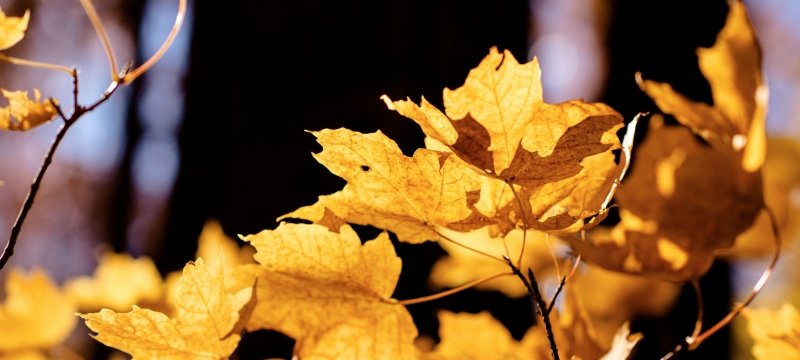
1, 1, 799, 360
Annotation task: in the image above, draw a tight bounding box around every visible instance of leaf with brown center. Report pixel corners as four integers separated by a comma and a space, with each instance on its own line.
383, 47, 624, 233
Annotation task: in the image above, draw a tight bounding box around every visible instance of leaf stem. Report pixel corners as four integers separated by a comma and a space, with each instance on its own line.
0, 74, 122, 271
506, 257, 560, 360
390, 272, 513, 306
123, 0, 187, 84
506, 183, 529, 268
0, 53, 74, 75
432, 228, 506, 264
546, 254, 581, 315
689, 206, 781, 348
79, 0, 119, 81
660, 206, 781, 359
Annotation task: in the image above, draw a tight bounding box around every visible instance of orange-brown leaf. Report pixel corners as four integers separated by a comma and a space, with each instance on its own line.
568, 122, 763, 279
637, 1, 765, 172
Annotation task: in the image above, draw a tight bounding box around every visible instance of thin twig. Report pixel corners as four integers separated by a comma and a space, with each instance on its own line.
660, 206, 782, 359
123, 0, 188, 84
388, 272, 513, 306
80, 0, 119, 81
546, 255, 581, 315
688, 206, 781, 348
506, 183, 529, 268
0, 74, 121, 270
689, 279, 704, 341
506, 257, 560, 360
432, 228, 506, 263
0, 53, 74, 75
0, 115, 73, 270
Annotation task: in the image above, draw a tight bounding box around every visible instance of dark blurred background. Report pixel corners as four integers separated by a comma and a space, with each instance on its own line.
1, 0, 799, 359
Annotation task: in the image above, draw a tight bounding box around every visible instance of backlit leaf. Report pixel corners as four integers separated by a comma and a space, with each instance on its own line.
243, 223, 417, 359
384, 47, 625, 233
65, 252, 163, 312
743, 303, 800, 360
0, 89, 57, 131
80, 258, 252, 359
0, 269, 75, 353
282, 129, 484, 243
0, 7, 29, 50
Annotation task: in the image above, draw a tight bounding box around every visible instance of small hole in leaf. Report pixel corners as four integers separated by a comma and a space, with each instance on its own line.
361, 165, 371, 172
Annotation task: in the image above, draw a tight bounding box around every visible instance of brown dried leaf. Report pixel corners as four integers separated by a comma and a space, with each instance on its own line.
569, 122, 763, 279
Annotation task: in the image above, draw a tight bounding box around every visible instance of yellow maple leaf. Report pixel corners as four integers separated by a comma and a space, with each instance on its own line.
426, 311, 538, 360
65, 252, 163, 312
0, 7, 29, 50
0, 89, 58, 131
427, 297, 641, 360
383, 48, 625, 233
282, 129, 484, 243
568, 121, 763, 279
637, 1, 765, 172
243, 223, 418, 359
164, 220, 258, 314
0, 269, 76, 353
80, 257, 253, 359
196, 220, 255, 267
743, 303, 800, 360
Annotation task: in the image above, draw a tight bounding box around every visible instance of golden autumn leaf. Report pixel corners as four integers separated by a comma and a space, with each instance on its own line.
0, 349, 47, 360
0, 7, 29, 50
383, 47, 626, 233
165, 220, 257, 311
0, 89, 58, 131
429, 227, 559, 298
196, 220, 255, 267
743, 303, 800, 360
282, 129, 484, 243
0, 269, 76, 353
426, 311, 538, 360
427, 298, 641, 360
80, 257, 253, 360
568, 121, 763, 279
65, 252, 163, 312
243, 223, 418, 359
637, 1, 765, 172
